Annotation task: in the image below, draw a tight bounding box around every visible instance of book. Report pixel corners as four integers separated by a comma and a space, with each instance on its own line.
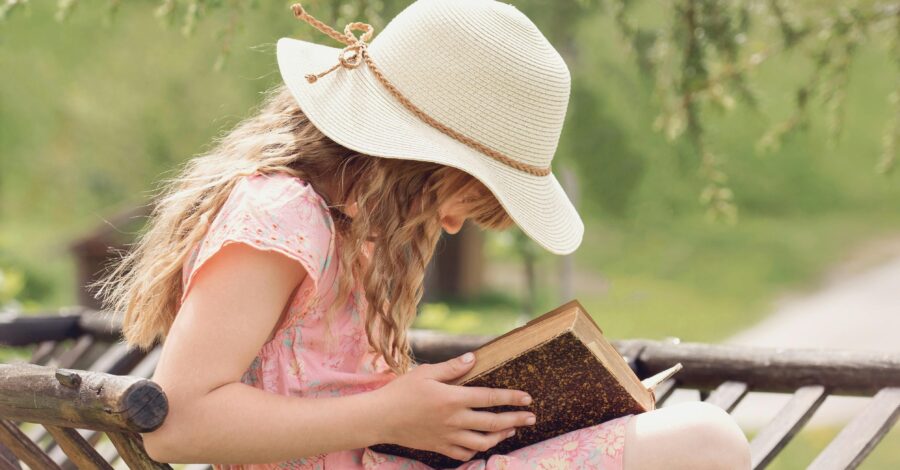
369, 300, 682, 468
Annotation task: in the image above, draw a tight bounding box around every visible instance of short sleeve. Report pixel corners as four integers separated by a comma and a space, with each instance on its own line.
179, 172, 335, 307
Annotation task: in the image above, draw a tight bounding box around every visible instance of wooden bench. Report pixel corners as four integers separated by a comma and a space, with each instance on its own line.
1, 309, 898, 469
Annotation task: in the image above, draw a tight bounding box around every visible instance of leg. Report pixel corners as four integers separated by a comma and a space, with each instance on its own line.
623, 401, 750, 470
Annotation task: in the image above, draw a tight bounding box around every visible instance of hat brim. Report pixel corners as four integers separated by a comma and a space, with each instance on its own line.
276, 37, 584, 255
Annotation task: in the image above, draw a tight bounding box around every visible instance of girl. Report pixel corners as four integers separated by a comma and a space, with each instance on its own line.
95, 0, 750, 468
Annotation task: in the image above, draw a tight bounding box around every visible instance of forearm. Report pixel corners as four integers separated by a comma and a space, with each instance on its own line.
144, 381, 386, 464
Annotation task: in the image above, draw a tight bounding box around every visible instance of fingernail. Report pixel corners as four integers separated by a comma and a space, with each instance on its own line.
507, 429, 516, 437
521, 394, 532, 405
526, 415, 536, 425
460, 352, 474, 363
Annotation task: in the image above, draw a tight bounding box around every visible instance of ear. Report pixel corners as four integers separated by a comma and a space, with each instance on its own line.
440, 214, 464, 234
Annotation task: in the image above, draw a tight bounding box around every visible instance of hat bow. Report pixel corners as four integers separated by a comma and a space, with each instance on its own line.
291, 4, 374, 84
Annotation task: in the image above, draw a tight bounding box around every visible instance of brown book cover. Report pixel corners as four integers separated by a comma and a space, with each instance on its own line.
369, 300, 681, 468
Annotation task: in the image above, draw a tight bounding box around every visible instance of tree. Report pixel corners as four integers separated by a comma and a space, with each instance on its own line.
3, 0, 898, 221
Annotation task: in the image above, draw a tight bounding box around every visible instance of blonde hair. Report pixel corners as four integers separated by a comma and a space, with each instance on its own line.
92, 84, 512, 374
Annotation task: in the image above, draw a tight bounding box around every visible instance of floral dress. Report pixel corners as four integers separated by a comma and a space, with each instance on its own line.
179, 172, 632, 470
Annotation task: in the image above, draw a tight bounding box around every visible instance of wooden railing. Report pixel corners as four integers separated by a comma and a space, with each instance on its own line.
1, 309, 898, 469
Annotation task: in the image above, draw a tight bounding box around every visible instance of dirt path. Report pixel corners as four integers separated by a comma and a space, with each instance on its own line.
722, 239, 900, 428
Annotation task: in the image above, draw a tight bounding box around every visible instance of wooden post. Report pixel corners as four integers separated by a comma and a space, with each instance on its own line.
0, 364, 167, 433
423, 222, 484, 302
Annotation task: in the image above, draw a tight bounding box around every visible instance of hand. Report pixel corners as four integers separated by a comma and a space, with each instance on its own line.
371, 352, 536, 462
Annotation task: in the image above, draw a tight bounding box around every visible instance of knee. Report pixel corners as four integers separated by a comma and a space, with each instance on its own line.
675, 402, 751, 469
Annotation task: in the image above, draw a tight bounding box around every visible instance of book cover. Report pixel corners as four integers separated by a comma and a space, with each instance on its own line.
369, 300, 679, 468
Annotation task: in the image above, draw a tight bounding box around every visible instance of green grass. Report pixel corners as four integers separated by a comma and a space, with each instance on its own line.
754, 425, 900, 469
417, 210, 900, 345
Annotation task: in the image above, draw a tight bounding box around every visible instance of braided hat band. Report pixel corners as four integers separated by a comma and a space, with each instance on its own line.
276, 0, 582, 255
289, 3, 552, 178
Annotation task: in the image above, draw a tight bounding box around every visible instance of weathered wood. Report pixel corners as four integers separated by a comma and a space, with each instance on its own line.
43, 425, 113, 470
809, 387, 900, 470
107, 431, 171, 469
56, 335, 96, 369
704, 381, 749, 412
0, 310, 85, 347
93, 435, 122, 470
0, 364, 167, 433
89, 342, 149, 376
38, 342, 75, 369
46, 427, 105, 470
55, 370, 83, 389
30, 340, 59, 365
0, 440, 20, 470
0, 419, 60, 469
34, 341, 148, 462
749, 385, 827, 469
48, 347, 161, 468
632, 340, 900, 395
70, 339, 119, 371
0, 447, 20, 470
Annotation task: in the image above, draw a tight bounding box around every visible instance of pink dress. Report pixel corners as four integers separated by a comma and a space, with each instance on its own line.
180, 172, 632, 469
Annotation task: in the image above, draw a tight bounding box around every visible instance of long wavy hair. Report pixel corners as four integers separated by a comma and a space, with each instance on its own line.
92, 83, 512, 375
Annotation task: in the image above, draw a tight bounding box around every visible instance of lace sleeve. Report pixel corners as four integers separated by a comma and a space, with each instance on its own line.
180, 172, 335, 307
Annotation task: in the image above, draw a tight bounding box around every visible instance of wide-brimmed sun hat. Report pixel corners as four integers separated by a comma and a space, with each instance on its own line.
276, 0, 582, 255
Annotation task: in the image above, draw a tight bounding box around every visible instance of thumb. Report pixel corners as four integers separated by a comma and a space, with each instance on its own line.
422, 352, 476, 382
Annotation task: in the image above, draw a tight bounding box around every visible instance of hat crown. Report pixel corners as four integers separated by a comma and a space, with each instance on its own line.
368, 0, 571, 169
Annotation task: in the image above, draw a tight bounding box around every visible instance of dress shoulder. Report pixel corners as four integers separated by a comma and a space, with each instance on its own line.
180, 172, 335, 306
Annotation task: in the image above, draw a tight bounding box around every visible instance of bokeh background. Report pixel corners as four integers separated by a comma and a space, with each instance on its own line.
1, 0, 898, 468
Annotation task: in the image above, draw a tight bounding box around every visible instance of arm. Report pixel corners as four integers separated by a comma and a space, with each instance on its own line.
142, 243, 384, 464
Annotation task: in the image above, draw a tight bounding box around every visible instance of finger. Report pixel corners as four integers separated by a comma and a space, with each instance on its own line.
452, 428, 517, 454
461, 386, 532, 408
456, 409, 536, 432
420, 352, 476, 382
438, 444, 478, 462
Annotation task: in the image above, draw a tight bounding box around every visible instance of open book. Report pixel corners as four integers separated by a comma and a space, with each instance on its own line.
369, 300, 682, 468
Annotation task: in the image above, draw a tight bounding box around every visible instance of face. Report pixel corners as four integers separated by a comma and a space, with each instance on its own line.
437, 185, 485, 235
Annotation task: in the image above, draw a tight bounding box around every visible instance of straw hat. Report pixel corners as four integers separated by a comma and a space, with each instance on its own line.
276, 0, 582, 254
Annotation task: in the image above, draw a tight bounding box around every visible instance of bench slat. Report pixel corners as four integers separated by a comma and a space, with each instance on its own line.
704, 381, 749, 412
749, 385, 827, 469
0, 311, 84, 346
130, 348, 163, 380
43, 425, 113, 470
808, 387, 900, 470
56, 335, 96, 369
0, 419, 60, 470
33, 341, 145, 459
89, 342, 148, 376
37, 343, 157, 467
107, 431, 171, 469
30, 340, 59, 365
634, 341, 900, 395
46, 427, 104, 469
0, 450, 20, 470
49, 347, 165, 467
